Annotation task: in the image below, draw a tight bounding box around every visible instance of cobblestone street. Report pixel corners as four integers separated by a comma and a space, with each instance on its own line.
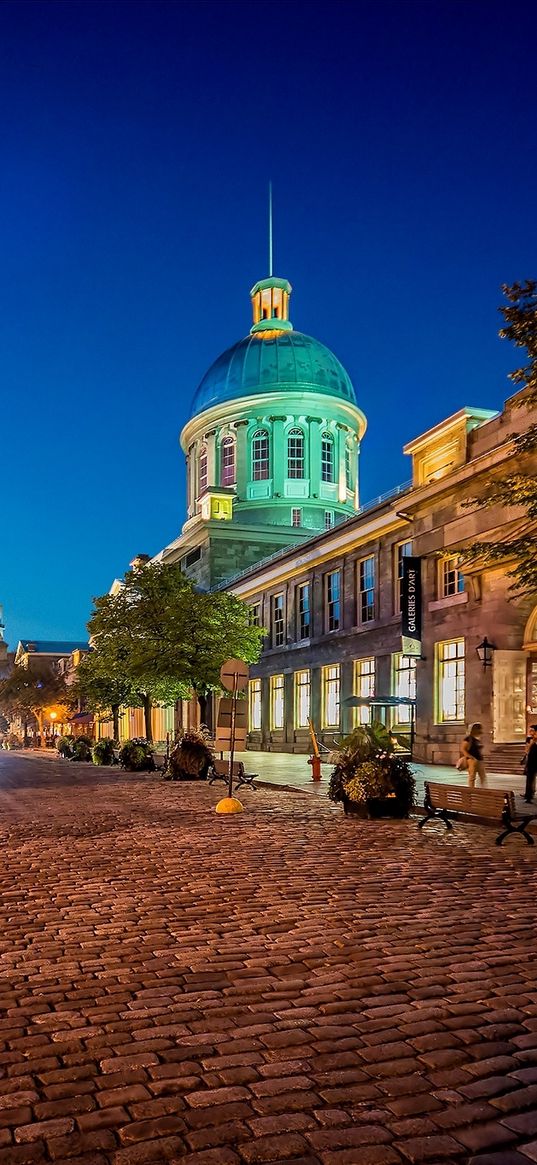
1, 752, 537, 1165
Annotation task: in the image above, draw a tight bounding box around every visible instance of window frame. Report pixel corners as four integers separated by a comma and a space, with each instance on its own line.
220, 435, 236, 486
439, 555, 465, 598
251, 429, 270, 481
294, 669, 311, 729
322, 664, 341, 729
325, 569, 341, 633
321, 432, 335, 483
358, 556, 375, 624
353, 657, 375, 725
392, 653, 417, 724
287, 428, 305, 480
198, 445, 208, 496
297, 582, 311, 641
291, 507, 302, 528
270, 674, 285, 730
435, 638, 465, 724
271, 593, 285, 649
248, 678, 262, 731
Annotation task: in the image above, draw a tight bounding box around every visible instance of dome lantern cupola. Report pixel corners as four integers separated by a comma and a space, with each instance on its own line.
250, 276, 293, 334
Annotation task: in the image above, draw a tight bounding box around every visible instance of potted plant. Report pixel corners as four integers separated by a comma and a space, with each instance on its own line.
57, 735, 76, 759
118, 739, 156, 772
70, 735, 93, 762
92, 739, 117, 766
166, 731, 214, 781
328, 721, 415, 819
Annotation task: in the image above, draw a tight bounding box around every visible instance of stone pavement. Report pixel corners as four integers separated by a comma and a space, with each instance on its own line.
1, 752, 537, 1165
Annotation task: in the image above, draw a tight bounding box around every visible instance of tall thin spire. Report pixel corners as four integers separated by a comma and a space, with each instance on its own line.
268, 181, 273, 277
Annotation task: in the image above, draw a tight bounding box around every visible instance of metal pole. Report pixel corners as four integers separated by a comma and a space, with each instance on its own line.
228, 670, 239, 799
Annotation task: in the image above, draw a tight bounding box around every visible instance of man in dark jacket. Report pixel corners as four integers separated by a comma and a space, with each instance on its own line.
524, 725, 537, 804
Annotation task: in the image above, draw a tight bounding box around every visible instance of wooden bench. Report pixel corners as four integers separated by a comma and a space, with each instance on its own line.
209, 758, 258, 791
419, 781, 537, 846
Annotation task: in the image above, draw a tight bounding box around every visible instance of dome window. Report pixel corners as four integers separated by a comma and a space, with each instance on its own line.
287, 429, 305, 479
220, 436, 236, 486
321, 433, 335, 483
345, 444, 353, 491
198, 445, 208, 496
252, 430, 270, 481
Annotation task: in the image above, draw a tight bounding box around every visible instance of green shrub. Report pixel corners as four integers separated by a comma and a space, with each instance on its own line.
92, 739, 117, 766
57, 735, 76, 758
71, 737, 93, 762
118, 739, 155, 772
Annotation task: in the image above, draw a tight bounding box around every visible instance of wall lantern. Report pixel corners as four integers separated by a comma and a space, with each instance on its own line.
476, 636, 496, 669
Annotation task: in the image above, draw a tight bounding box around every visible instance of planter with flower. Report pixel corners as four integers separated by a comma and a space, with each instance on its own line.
328, 722, 415, 819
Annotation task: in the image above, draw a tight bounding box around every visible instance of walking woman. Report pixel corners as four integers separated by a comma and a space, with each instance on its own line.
461, 723, 487, 788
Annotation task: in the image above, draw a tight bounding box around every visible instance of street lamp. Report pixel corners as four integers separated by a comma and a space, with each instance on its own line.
49, 710, 57, 742
476, 637, 496, 669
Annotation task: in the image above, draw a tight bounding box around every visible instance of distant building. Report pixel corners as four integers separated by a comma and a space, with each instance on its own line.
14, 640, 89, 669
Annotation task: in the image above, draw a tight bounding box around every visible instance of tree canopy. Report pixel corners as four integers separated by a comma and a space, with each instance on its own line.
462, 280, 537, 595
0, 665, 70, 745
86, 562, 264, 740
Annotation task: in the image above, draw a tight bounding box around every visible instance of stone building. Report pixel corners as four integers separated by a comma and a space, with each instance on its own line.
225, 391, 537, 769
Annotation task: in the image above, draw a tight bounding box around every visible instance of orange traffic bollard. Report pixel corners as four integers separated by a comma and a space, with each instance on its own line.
308, 754, 322, 781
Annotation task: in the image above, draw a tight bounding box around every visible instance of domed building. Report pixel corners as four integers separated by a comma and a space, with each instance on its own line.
159, 273, 366, 589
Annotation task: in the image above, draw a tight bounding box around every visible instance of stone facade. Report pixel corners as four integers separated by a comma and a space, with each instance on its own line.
227, 392, 537, 767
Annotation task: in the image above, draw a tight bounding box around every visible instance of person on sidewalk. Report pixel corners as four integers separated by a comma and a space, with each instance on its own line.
462, 723, 487, 788
523, 724, 537, 804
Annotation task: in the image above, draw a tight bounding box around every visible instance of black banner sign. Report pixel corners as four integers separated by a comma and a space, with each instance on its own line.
401, 556, 422, 657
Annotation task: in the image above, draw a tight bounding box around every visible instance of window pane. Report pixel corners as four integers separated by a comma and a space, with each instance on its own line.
322, 665, 340, 728
326, 570, 341, 632
199, 447, 208, 495
287, 429, 304, 479
436, 639, 465, 722
297, 583, 310, 640
321, 434, 335, 483
354, 658, 375, 724
270, 675, 285, 729
359, 557, 375, 623
252, 430, 269, 481
441, 556, 465, 597
295, 670, 311, 728
271, 594, 285, 648
392, 653, 416, 723
249, 679, 261, 731
221, 437, 235, 486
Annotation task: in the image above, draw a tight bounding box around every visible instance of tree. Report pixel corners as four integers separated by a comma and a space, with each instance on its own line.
86, 562, 263, 740
74, 651, 137, 741
0, 665, 70, 747
461, 281, 537, 594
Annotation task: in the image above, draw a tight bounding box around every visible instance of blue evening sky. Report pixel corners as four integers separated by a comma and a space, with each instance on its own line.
1, 0, 536, 648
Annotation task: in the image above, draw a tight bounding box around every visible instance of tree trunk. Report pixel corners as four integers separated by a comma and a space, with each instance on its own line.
35, 710, 45, 748
23, 718, 29, 747
112, 705, 120, 741
142, 695, 153, 743
197, 691, 208, 728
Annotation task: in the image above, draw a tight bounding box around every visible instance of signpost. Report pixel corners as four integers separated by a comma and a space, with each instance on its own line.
215, 658, 249, 815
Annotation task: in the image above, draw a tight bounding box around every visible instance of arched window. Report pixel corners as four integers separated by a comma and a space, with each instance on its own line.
252, 430, 269, 481
287, 428, 305, 479
198, 445, 208, 495
220, 436, 235, 486
345, 444, 353, 491
321, 432, 335, 483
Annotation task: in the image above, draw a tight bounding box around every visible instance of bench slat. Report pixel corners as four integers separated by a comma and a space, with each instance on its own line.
426, 782, 512, 818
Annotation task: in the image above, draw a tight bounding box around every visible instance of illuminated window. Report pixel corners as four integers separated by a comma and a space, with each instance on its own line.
271, 594, 285, 648
297, 582, 310, 640
435, 639, 465, 723
354, 658, 375, 724
321, 433, 335, 483
359, 557, 375, 623
198, 445, 208, 495
322, 664, 340, 728
345, 445, 353, 491
287, 429, 305, 479
249, 679, 261, 731
252, 430, 269, 480
440, 556, 465, 597
392, 654, 416, 724
326, 570, 341, 632
270, 674, 285, 729
291, 507, 302, 527
396, 541, 412, 612
220, 437, 235, 486
249, 603, 261, 628
294, 670, 311, 728
325, 510, 334, 530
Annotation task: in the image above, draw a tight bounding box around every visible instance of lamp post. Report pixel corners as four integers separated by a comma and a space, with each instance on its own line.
476, 637, 496, 670
49, 710, 57, 744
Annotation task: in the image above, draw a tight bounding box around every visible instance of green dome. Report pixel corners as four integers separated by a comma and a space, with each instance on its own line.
190, 330, 356, 417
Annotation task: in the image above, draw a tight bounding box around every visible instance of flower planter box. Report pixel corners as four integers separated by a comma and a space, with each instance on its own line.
342, 792, 408, 819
